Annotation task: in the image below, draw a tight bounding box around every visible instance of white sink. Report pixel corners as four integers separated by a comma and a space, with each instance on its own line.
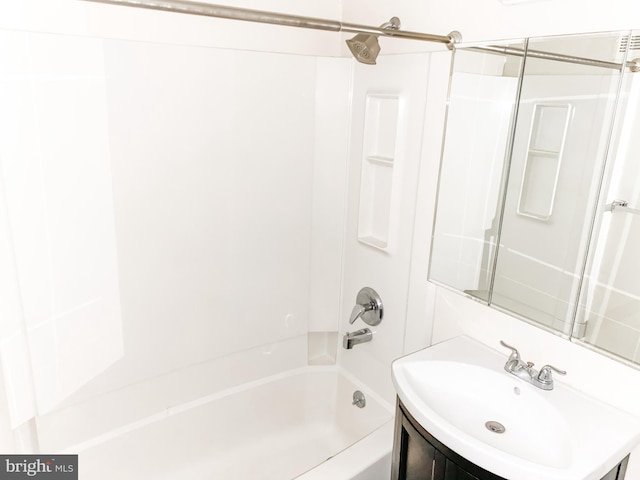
392, 336, 640, 480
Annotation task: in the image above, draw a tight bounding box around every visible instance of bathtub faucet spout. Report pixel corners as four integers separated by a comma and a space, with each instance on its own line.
343, 328, 373, 349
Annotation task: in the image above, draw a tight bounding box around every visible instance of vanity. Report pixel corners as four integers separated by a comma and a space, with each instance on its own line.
390, 336, 640, 480
393, 399, 511, 480
392, 399, 628, 480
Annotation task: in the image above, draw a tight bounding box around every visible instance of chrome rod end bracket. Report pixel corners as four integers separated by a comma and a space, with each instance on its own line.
447, 30, 462, 50
607, 199, 629, 212
630, 58, 640, 73
384, 16, 401, 30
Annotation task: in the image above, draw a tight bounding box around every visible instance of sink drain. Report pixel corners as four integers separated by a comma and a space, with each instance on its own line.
485, 421, 506, 434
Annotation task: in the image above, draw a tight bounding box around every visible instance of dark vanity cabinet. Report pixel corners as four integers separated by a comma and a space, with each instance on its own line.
392, 400, 505, 480
391, 399, 629, 480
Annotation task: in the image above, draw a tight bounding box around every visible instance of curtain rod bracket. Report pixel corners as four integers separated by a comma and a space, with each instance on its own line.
447, 31, 463, 50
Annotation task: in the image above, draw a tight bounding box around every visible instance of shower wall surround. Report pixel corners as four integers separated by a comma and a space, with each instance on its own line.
309, 58, 352, 336
0, 30, 124, 425
38, 40, 320, 452
340, 53, 441, 402
105, 39, 314, 375
0, 0, 437, 455
0, 0, 352, 453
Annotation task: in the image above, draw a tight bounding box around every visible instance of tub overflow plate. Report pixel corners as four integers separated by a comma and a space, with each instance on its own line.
352, 390, 366, 408
485, 420, 505, 434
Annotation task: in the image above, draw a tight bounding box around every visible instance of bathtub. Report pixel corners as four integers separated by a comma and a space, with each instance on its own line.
73, 367, 394, 479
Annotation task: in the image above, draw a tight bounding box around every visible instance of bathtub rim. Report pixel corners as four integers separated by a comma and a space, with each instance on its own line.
294, 419, 394, 480
63, 364, 395, 455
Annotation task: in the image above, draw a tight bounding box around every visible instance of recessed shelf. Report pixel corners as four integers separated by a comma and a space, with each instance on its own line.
357, 95, 400, 251
366, 155, 394, 167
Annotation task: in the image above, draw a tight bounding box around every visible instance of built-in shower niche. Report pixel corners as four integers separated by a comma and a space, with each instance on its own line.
357, 94, 400, 251
308, 331, 338, 365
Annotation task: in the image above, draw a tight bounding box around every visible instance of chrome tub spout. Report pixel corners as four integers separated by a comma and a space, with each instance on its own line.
343, 328, 373, 349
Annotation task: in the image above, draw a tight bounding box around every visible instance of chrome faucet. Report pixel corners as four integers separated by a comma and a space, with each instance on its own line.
343, 287, 383, 350
349, 287, 383, 326
343, 328, 372, 349
500, 340, 566, 390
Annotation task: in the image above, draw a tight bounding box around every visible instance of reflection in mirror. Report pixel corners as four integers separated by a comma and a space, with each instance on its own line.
430, 30, 640, 366
492, 31, 626, 335
575, 30, 640, 363
429, 40, 525, 298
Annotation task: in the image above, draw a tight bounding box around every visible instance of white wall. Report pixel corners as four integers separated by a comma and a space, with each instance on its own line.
0, 0, 342, 57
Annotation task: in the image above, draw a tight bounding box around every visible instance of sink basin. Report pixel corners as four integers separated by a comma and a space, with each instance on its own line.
404, 360, 572, 469
392, 336, 640, 480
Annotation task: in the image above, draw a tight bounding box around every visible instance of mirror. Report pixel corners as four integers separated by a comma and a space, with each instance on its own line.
429, 38, 526, 300
430, 29, 640, 366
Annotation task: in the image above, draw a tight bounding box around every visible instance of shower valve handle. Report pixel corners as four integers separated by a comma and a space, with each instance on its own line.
349, 304, 372, 324
349, 287, 383, 326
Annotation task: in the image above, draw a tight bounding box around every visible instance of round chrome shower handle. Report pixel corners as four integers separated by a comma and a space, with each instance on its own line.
349, 287, 383, 326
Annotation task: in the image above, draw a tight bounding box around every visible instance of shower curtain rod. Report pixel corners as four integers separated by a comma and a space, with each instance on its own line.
474, 45, 640, 73
82, 0, 461, 48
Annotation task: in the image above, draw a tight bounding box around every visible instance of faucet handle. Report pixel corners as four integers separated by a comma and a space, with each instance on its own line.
537, 364, 566, 384
349, 287, 383, 326
500, 340, 521, 363
349, 304, 367, 324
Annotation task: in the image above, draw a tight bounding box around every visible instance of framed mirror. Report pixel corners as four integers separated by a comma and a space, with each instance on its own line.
429, 29, 640, 366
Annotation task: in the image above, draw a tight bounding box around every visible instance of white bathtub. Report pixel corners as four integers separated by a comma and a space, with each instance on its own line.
74, 367, 394, 479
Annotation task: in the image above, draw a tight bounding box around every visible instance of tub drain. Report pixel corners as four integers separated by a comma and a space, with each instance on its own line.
485, 421, 505, 434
